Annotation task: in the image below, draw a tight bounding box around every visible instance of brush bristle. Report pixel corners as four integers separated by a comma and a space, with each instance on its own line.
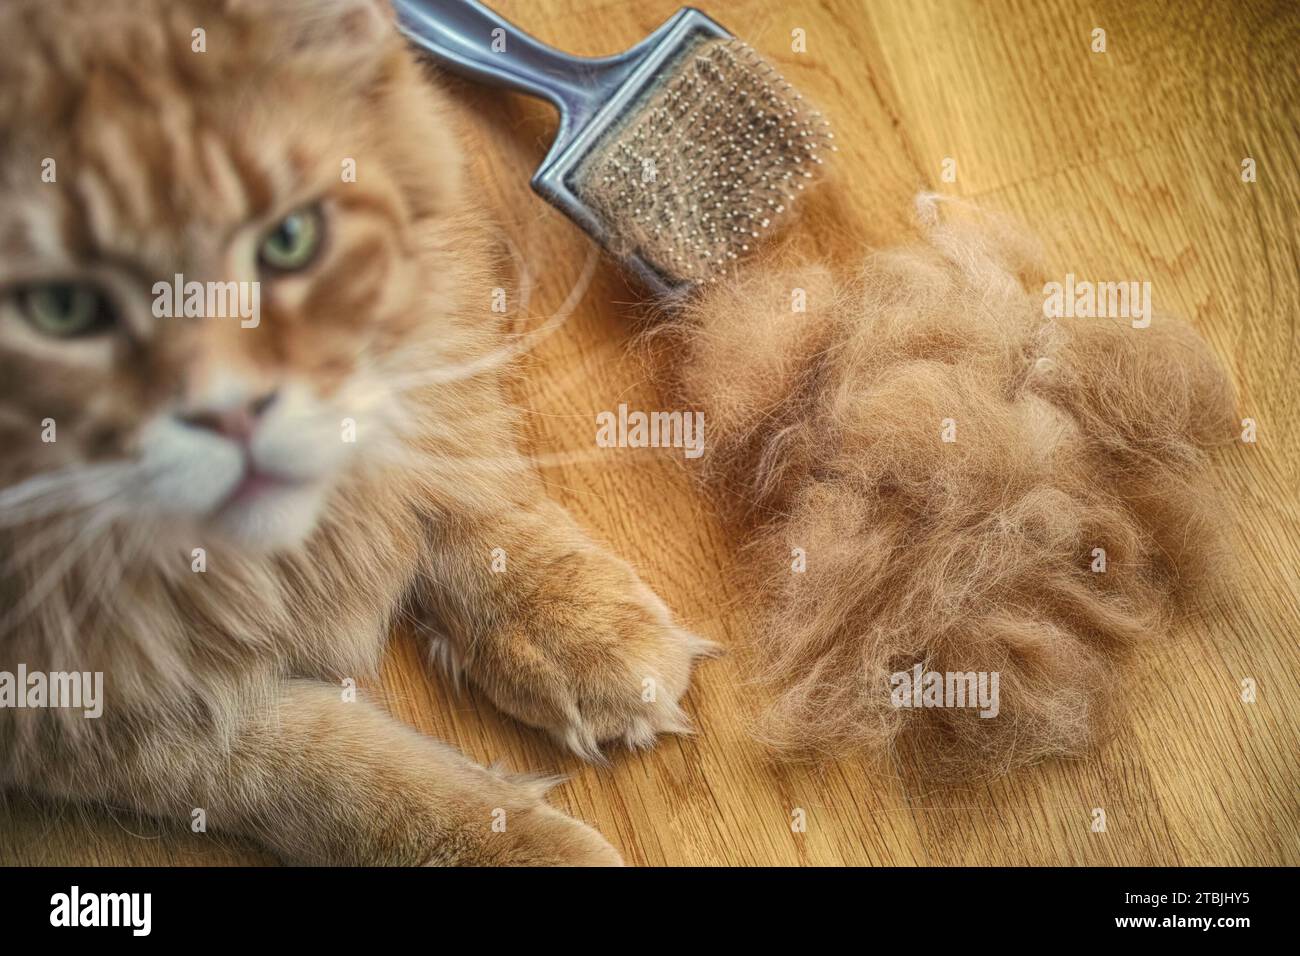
575, 38, 833, 288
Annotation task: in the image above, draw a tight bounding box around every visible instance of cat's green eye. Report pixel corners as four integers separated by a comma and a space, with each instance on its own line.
17, 283, 114, 338
259, 206, 324, 273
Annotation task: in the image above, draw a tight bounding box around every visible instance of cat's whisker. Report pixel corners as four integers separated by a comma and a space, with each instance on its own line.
501, 231, 535, 331
68, 520, 146, 640
0, 513, 80, 581
0, 462, 136, 527
0, 462, 124, 508
384, 247, 597, 393
0, 504, 123, 637
289, 245, 578, 444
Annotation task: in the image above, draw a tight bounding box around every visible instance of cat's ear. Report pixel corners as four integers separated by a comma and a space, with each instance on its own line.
232, 0, 398, 66
288, 0, 395, 52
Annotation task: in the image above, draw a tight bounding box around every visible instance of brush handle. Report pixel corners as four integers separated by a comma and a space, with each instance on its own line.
394, 0, 734, 296
392, 0, 628, 128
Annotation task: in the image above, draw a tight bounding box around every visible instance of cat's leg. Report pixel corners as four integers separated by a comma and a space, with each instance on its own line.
418, 498, 719, 760
49, 679, 621, 866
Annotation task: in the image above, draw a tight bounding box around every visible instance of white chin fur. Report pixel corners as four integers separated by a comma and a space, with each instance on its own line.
210, 481, 330, 552
131, 382, 356, 552
133, 416, 246, 515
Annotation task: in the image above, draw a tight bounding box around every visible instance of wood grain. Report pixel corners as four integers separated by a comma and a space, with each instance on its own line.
3, 0, 1297, 866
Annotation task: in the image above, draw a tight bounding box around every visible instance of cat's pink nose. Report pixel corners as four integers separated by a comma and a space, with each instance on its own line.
179, 390, 279, 443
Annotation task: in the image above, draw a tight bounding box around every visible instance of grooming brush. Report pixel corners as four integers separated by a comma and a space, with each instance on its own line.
393, 0, 833, 296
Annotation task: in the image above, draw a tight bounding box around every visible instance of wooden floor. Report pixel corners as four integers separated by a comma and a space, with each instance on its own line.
4, 0, 1297, 865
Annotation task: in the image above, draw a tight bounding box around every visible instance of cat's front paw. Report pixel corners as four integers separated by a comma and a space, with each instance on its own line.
427, 803, 624, 867
546, 578, 720, 761
417, 766, 624, 867
498, 804, 626, 866
440, 552, 719, 761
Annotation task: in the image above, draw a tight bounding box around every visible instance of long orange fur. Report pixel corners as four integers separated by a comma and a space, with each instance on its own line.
662, 198, 1237, 775
0, 0, 714, 865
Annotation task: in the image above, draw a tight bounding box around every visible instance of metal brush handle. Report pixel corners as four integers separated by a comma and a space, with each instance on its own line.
392, 0, 637, 141
393, 0, 735, 296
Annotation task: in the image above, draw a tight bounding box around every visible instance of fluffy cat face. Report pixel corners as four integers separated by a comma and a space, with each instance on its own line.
0, 0, 469, 552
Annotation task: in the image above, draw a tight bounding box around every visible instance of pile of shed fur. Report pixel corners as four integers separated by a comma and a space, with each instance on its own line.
657, 199, 1237, 776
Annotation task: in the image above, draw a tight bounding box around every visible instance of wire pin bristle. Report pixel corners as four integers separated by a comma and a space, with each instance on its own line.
575, 38, 832, 289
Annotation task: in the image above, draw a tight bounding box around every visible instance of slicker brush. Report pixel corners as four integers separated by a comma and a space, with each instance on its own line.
394, 0, 833, 296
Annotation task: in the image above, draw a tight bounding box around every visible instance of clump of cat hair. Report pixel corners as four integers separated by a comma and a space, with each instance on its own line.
661, 198, 1238, 776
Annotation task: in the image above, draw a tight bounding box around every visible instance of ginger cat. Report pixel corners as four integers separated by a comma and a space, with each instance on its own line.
0, 0, 712, 865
